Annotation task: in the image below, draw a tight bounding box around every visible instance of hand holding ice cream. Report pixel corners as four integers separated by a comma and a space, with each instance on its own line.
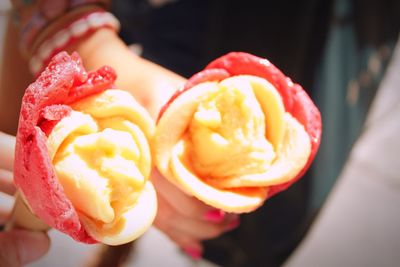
9, 51, 321, 258
12, 52, 157, 245
153, 52, 322, 213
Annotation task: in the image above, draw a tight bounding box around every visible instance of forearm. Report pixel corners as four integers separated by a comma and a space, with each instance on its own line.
11, 1, 185, 119
0, 17, 32, 134
65, 28, 185, 118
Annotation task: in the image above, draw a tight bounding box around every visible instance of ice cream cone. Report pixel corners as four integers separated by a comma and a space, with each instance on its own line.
11, 52, 158, 244
154, 52, 322, 213
5, 191, 49, 232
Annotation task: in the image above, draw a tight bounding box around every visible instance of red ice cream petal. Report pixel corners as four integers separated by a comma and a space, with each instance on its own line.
205, 52, 322, 196
158, 52, 322, 199
14, 51, 117, 243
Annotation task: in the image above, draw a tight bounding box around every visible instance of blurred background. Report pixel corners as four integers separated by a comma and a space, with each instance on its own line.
1, 0, 399, 266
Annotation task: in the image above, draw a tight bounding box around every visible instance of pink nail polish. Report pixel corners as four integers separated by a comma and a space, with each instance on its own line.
204, 209, 225, 223
184, 247, 202, 260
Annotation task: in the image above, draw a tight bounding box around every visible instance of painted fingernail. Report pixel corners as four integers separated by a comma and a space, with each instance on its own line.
226, 219, 241, 231
184, 247, 202, 260
204, 209, 225, 223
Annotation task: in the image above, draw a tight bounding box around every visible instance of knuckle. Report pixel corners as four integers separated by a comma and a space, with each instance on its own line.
203, 225, 224, 239
0, 235, 20, 267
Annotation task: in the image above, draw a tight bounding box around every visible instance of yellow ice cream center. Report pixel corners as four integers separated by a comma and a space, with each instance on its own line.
154, 75, 311, 212
54, 126, 144, 230
186, 76, 283, 179
46, 90, 152, 236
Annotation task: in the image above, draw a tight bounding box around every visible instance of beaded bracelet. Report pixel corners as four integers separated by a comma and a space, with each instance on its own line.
14, 0, 110, 58
29, 11, 120, 76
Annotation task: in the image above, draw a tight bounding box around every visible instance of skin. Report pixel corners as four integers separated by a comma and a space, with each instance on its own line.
0, 19, 32, 135
0, 15, 239, 259
0, 131, 50, 267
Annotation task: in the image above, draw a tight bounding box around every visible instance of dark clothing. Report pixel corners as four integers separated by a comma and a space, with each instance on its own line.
113, 2, 332, 266
113, 0, 332, 90
112, 0, 399, 266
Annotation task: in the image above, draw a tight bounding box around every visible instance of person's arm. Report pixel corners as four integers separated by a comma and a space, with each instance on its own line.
6, 1, 238, 257
0, 17, 32, 134
9, 0, 182, 118
66, 27, 184, 119
64, 26, 238, 258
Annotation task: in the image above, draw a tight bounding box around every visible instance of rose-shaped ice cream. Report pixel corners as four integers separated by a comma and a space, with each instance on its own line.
13, 52, 157, 245
153, 52, 321, 213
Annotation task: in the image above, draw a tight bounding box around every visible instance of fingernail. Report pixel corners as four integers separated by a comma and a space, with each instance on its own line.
226, 219, 241, 231
184, 247, 202, 260
204, 209, 225, 223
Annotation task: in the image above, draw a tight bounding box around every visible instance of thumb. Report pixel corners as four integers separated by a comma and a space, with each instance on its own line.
0, 230, 50, 267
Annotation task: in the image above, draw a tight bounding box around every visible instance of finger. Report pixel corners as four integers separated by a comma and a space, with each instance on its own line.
0, 230, 50, 267
153, 193, 203, 250
151, 170, 212, 219
0, 209, 11, 225
0, 132, 16, 171
154, 192, 234, 242
0, 169, 16, 195
152, 170, 240, 225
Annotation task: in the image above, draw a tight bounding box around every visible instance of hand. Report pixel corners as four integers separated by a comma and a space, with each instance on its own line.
0, 132, 50, 267
0, 229, 50, 267
151, 170, 240, 259
35, 27, 240, 258
0, 131, 16, 225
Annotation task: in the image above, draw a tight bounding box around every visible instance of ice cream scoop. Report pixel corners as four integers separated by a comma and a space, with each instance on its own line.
153, 52, 322, 213
12, 52, 157, 245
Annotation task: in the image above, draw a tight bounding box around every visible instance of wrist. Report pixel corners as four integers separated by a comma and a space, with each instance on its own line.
30, 18, 185, 119
73, 29, 185, 118
28, 7, 119, 76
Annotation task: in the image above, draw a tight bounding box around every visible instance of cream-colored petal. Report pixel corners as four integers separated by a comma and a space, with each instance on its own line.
220, 75, 286, 150
99, 118, 152, 180
153, 82, 219, 179
46, 111, 98, 160
79, 182, 157, 246
72, 89, 155, 139
170, 140, 267, 213
55, 153, 114, 223
47, 89, 156, 245
155, 75, 311, 213
204, 113, 311, 188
